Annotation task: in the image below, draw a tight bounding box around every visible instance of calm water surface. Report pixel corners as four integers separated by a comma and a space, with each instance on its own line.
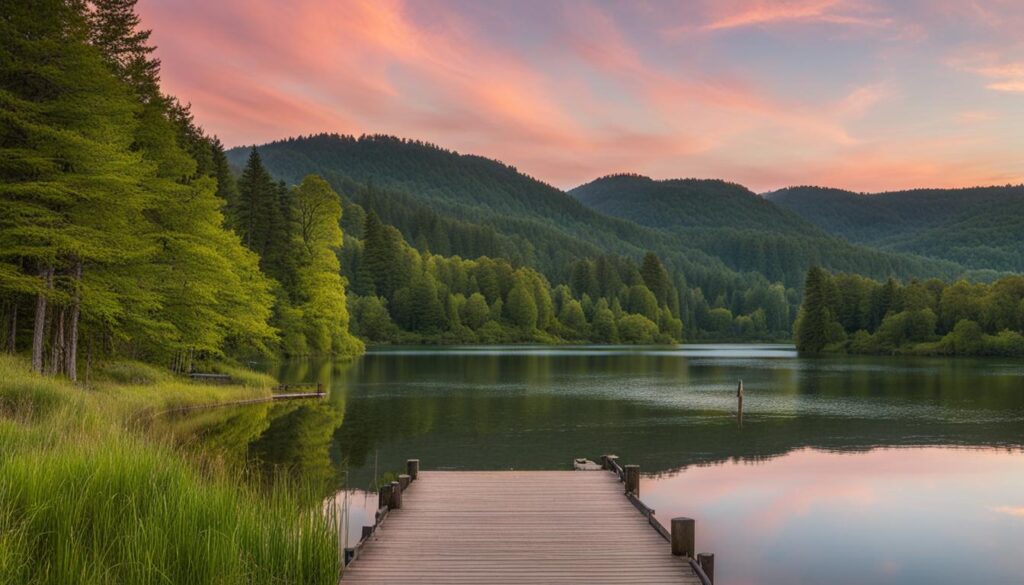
172, 345, 1024, 584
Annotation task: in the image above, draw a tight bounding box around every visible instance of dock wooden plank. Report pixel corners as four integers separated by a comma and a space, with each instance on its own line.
341, 470, 702, 584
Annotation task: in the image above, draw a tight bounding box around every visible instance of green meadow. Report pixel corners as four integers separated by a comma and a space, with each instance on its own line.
0, 356, 340, 585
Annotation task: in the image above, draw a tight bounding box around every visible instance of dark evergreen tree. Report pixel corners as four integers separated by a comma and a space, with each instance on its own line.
795, 267, 834, 354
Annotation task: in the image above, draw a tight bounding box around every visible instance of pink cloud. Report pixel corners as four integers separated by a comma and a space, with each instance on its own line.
701, 0, 891, 30
138, 0, 1024, 192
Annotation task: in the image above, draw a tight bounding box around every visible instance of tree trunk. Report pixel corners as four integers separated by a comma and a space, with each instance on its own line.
31, 266, 53, 374
5, 302, 15, 354
64, 261, 83, 382
49, 306, 65, 376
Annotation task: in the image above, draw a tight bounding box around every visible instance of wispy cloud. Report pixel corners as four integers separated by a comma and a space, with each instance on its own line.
991, 506, 1024, 518
947, 50, 1024, 93
139, 0, 1024, 192
701, 0, 890, 30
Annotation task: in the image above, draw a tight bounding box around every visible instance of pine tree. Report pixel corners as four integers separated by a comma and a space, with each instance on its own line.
795, 267, 835, 354
233, 149, 278, 254
0, 0, 146, 377
87, 0, 161, 98
640, 252, 671, 307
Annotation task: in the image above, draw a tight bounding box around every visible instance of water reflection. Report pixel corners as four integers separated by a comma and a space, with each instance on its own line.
164, 346, 1024, 584
643, 447, 1024, 585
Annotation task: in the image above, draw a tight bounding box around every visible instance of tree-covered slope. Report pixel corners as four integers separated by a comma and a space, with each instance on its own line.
570, 174, 960, 285
766, 186, 1024, 272
226, 135, 771, 303
227, 135, 958, 292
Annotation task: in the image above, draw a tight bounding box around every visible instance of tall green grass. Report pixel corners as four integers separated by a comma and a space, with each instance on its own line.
0, 355, 340, 585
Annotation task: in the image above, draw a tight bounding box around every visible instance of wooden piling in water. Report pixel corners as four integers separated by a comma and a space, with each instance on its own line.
407, 458, 419, 480
697, 553, 715, 583
737, 379, 744, 426
389, 480, 402, 510
624, 464, 640, 495
671, 517, 695, 557
378, 483, 393, 509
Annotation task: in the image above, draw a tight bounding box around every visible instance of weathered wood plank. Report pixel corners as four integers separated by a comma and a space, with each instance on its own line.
341, 470, 702, 584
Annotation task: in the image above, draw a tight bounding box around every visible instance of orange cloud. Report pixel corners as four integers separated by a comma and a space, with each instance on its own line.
701, 0, 890, 30
138, 0, 1024, 192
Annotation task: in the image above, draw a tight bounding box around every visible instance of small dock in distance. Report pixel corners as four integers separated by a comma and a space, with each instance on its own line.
341, 457, 714, 584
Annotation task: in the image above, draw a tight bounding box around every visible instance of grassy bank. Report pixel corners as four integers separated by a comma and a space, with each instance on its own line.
0, 355, 340, 585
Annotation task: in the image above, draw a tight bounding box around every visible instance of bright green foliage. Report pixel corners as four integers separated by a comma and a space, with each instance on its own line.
558, 299, 588, 338
591, 304, 618, 342
0, 0, 279, 375
795, 268, 1024, 356
0, 355, 338, 585
617, 314, 659, 344
349, 296, 396, 341
341, 206, 686, 344
461, 293, 490, 330
626, 285, 659, 322
506, 284, 538, 331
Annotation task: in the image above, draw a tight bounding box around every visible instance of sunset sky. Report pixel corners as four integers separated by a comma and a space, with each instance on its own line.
139, 0, 1024, 192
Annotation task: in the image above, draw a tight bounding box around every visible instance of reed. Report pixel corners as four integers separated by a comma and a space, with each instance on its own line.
0, 355, 340, 585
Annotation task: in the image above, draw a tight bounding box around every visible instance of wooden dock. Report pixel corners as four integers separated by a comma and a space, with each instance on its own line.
341, 458, 714, 584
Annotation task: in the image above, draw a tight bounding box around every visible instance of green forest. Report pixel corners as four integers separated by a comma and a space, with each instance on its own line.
0, 0, 361, 379
794, 267, 1024, 356
5, 0, 1024, 374
768, 185, 1024, 274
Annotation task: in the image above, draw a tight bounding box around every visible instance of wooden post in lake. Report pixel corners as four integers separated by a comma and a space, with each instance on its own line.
316, 381, 323, 394
407, 459, 419, 480
378, 483, 393, 509
697, 553, 715, 583
601, 454, 619, 471
671, 517, 695, 557
736, 379, 744, 427
398, 474, 411, 490
624, 464, 640, 495
390, 480, 402, 510
362, 525, 374, 540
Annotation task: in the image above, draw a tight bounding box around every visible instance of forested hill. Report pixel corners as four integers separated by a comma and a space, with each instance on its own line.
766, 185, 1024, 273
226, 134, 958, 290
226, 134, 778, 313
571, 174, 814, 233
569, 174, 960, 284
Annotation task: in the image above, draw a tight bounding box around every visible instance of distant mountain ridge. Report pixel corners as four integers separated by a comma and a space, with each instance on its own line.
766, 185, 1024, 273
225, 135, 973, 293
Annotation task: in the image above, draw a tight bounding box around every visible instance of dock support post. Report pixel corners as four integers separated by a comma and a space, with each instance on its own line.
601, 454, 618, 471
407, 459, 419, 480
399, 474, 411, 490
378, 483, 393, 509
390, 480, 402, 510
671, 517, 695, 557
362, 525, 373, 540
697, 553, 715, 583
317, 381, 323, 394
624, 464, 640, 495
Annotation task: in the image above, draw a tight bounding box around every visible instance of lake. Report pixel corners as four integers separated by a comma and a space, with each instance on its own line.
171, 345, 1024, 585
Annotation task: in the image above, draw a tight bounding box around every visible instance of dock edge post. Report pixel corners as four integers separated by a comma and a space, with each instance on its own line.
407, 458, 420, 480
697, 553, 715, 583
624, 464, 640, 496
671, 517, 695, 557
390, 480, 402, 510
398, 473, 411, 490
378, 483, 394, 509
